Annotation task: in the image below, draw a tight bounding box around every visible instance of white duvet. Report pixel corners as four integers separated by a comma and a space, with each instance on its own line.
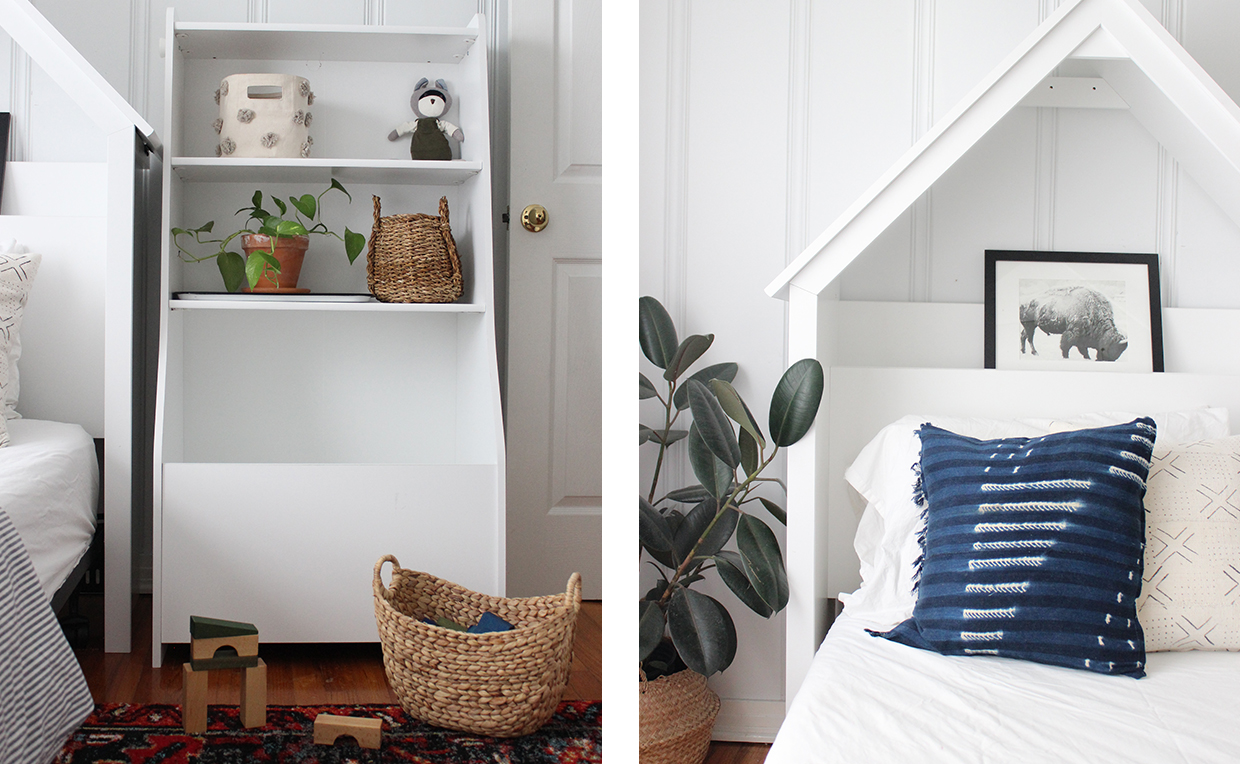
767, 612, 1240, 763
0, 419, 98, 599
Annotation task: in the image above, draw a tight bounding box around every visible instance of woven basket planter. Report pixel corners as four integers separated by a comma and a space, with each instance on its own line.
373, 555, 582, 737
639, 669, 720, 764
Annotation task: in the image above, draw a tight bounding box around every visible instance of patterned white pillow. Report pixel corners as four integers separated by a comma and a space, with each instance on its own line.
1138, 435, 1240, 651
0, 252, 42, 446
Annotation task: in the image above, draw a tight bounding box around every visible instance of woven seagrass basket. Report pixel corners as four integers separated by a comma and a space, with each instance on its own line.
366, 195, 463, 303
373, 555, 582, 737
639, 669, 719, 764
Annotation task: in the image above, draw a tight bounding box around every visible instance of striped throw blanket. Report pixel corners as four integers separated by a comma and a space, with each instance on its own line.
0, 509, 93, 763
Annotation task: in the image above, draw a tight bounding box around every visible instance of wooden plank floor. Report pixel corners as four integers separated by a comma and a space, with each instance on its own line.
71, 594, 767, 760
72, 593, 601, 705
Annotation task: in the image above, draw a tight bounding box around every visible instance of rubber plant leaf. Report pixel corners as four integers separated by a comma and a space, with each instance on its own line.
668, 587, 737, 677
739, 428, 759, 477
649, 429, 688, 447
736, 514, 789, 612
710, 378, 765, 448
639, 600, 665, 663
638, 296, 678, 370
639, 373, 659, 400
715, 550, 773, 618
639, 496, 674, 555
758, 497, 787, 525
664, 485, 712, 504
663, 334, 714, 382
686, 380, 741, 470
687, 424, 733, 500
769, 358, 825, 448
672, 497, 738, 563
672, 362, 738, 411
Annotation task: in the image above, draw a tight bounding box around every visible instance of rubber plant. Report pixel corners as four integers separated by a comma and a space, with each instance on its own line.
639, 295, 824, 678
172, 178, 366, 292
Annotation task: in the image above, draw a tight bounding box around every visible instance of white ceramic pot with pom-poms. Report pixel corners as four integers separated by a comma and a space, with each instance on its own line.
215, 73, 314, 158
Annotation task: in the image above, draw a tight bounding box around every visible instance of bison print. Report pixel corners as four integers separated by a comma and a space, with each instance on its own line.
1019, 285, 1128, 362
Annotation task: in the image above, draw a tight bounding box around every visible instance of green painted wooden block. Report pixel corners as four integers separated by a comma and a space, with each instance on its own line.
190, 615, 259, 640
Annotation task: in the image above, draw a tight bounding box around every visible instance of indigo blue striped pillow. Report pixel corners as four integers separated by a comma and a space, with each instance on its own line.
873, 418, 1156, 677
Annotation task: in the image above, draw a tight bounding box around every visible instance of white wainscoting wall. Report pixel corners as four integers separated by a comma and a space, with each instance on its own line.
640, 0, 1240, 742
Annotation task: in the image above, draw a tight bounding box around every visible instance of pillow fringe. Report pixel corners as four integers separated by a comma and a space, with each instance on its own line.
910, 459, 928, 592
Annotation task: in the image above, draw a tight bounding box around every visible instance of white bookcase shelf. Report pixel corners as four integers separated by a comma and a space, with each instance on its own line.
152, 11, 504, 665
169, 297, 486, 312
170, 157, 483, 185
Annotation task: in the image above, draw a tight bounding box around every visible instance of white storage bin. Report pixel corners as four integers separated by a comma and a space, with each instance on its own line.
215, 73, 313, 158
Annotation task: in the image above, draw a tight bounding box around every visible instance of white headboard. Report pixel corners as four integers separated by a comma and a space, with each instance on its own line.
825, 366, 1240, 601
0, 161, 108, 435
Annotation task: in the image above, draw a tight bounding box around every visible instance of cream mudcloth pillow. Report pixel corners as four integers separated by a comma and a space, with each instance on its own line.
0, 251, 42, 446
1138, 435, 1240, 651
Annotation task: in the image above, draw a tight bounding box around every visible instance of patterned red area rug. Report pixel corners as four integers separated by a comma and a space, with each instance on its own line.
55, 702, 602, 763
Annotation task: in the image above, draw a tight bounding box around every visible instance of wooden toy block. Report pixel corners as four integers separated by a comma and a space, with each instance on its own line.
313, 713, 383, 749
182, 663, 209, 734
190, 645, 260, 671
239, 658, 267, 729
190, 615, 259, 640
191, 633, 260, 662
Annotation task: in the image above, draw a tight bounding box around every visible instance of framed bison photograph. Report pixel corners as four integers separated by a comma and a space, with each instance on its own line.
984, 250, 1164, 373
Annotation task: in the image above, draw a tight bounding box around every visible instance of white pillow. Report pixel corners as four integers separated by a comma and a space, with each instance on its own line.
0, 251, 41, 445
839, 408, 1231, 625
0, 239, 32, 421
1138, 435, 1240, 651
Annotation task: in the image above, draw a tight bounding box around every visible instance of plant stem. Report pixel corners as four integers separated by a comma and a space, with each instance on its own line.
658, 445, 780, 606
646, 378, 679, 504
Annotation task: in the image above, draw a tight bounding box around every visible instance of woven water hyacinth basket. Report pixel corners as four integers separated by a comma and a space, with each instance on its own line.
367, 195, 463, 303
639, 668, 719, 764
373, 555, 582, 737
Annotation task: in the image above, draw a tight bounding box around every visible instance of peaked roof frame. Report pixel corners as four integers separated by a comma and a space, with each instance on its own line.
767, 0, 1240, 299
0, 0, 158, 150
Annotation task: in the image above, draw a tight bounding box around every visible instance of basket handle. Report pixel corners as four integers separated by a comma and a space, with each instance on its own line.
564, 572, 582, 614
374, 554, 400, 600
372, 194, 383, 228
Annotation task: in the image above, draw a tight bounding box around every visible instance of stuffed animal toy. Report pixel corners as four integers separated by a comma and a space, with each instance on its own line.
388, 78, 463, 160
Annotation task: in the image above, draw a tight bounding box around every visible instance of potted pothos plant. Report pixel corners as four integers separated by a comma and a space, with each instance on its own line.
172, 178, 366, 292
638, 295, 823, 760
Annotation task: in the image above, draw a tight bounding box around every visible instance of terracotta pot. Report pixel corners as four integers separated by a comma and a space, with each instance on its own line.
241, 233, 309, 291
639, 668, 719, 764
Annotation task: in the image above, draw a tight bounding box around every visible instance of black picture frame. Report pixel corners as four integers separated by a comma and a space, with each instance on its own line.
984, 250, 1164, 372
0, 112, 9, 212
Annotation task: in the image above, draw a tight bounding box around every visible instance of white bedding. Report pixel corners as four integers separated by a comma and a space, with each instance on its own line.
0, 419, 98, 599
768, 612, 1240, 763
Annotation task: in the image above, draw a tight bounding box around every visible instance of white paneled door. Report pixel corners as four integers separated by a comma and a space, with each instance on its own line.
506, 0, 602, 598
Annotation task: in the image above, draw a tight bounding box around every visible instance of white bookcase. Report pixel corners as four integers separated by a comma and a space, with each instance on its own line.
152, 11, 504, 665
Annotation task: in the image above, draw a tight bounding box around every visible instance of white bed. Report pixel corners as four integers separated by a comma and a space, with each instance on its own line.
0, 418, 99, 600
769, 611, 1240, 763
769, 390, 1240, 763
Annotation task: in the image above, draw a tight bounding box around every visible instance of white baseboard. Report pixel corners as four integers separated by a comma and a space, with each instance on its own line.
711, 698, 784, 743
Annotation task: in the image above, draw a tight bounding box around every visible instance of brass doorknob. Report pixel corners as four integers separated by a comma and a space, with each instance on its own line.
521, 204, 549, 232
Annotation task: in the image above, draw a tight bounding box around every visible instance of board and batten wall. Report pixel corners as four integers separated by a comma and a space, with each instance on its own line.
640, 0, 1240, 741
0, 0, 498, 595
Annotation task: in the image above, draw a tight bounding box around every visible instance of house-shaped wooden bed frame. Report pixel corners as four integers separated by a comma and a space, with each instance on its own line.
0, 0, 160, 653
767, 0, 1240, 705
